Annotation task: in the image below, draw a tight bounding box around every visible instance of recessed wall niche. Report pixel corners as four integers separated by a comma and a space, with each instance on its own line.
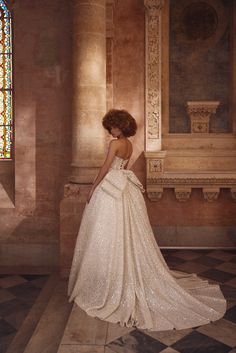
169, 0, 231, 133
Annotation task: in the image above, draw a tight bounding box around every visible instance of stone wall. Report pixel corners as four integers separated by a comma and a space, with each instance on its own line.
169, 0, 231, 133
0, 0, 72, 271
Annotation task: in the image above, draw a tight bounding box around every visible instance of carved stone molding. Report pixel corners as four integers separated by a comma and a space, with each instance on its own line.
203, 188, 220, 202
147, 189, 163, 201
145, 151, 236, 201
149, 159, 163, 173
147, 177, 236, 186
175, 188, 191, 202
144, 0, 164, 10
64, 183, 80, 198
186, 101, 220, 133
144, 0, 163, 151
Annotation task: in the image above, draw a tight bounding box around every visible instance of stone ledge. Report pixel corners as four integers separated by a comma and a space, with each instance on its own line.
145, 151, 236, 201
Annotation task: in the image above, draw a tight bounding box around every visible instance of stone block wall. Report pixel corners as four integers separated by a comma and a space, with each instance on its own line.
0, 0, 72, 272
169, 0, 231, 133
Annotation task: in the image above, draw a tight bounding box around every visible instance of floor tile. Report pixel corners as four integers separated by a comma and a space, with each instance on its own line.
221, 285, 236, 301
0, 333, 16, 353
0, 276, 27, 289
107, 329, 167, 353
106, 322, 135, 344
105, 348, 116, 353
226, 299, 236, 310
224, 305, 236, 324
200, 269, 235, 283
0, 319, 16, 338
170, 250, 202, 261
0, 298, 29, 317
7, 282, 41, 304
160, 349, 180, 353
58, 345, 105, 353
61, 303, 108, 345
194, 255, 225, 267
196, 319, 236, 347
225, 278, 236, 288
0, 289, 15, 304
173, 261, 209, 274
20, 275, 48, 281
143, 327, 192, 346
216, 262, 236, 275
4, 306, 30, 330
163, 255, 186, 266
30, 276, 49, 289
172, 330, 231, 353
207, 251, 236, 262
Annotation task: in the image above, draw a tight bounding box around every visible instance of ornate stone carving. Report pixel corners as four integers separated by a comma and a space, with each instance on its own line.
64, 183, 80, 198
145, 151, 236, 201
203, 188, 220, 202
175, 188, 191, 202
144, 0, 164, 10
144, 0, 163, 150
149, 159, 163, 173
147, 177, 236, 186
147, 190, 163, 201
186, 101, 220, 133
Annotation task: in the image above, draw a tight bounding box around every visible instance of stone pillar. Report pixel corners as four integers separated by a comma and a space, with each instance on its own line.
231, 0, 236, 133
144, 0, 164, 152
70, 0, 106, 184
106, 0, 115, 110
60, 0, 106, 277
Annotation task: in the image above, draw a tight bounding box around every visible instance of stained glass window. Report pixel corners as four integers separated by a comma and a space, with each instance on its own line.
0, 0, 12, 160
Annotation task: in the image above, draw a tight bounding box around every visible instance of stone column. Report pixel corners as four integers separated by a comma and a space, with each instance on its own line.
106, 0, 115, 110
70, 0, 106, 184
231, 0, 236, 133
144, 0, 164, 152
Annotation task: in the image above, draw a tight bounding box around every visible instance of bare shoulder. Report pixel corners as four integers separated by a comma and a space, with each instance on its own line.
108, 139, 120, 151
109, 139, 119, 146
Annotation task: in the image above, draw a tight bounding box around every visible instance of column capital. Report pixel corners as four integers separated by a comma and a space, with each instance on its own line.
144, 0, 164, 11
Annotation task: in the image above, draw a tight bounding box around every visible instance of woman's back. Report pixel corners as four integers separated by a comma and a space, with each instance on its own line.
114, 138, 133, 160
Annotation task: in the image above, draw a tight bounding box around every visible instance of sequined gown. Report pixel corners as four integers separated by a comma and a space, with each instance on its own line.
67, 156, 226, 331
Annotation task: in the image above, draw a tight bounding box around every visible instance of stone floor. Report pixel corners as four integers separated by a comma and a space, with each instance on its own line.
58, 249, 236, 353
0, 249, 236, 353
0, 274, 49, 353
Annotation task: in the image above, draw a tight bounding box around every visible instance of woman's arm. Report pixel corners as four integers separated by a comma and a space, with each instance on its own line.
87, 140, 118, 202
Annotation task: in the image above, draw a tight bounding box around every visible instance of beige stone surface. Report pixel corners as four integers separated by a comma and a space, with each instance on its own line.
60, 303, 108, 345
196, 319, 236, 348
58, 345, 105, 353
143, 327, 192, 346
6, 274, 59, 353
24, 279, 72, 353
70, 0, 106, 183
105, 322, 134, 344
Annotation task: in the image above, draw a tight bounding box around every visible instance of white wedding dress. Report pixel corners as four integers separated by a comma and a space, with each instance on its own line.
67, 156, 226, 331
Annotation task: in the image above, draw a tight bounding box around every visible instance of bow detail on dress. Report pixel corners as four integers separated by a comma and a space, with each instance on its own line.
100, 170, 145, 199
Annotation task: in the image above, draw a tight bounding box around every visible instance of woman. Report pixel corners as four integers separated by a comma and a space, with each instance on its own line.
67, 109, 226, 331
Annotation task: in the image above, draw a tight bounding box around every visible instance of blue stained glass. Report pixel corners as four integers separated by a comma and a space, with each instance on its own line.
0, 0, 12, 160
0, 1, 10, 18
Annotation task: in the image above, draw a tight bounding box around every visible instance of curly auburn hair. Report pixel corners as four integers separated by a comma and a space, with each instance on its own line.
102, 109, 137, 137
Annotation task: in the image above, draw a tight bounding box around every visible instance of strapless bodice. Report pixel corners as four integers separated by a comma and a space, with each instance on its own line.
110, 156, 129, 170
